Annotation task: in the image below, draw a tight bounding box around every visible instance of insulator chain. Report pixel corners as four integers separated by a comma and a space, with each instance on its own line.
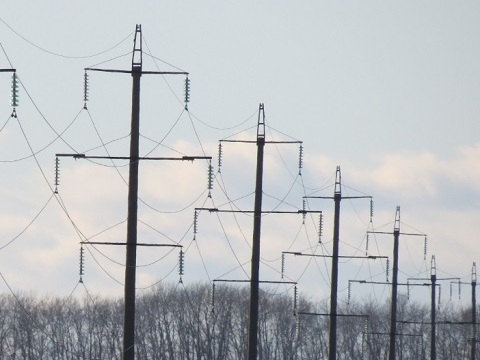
79, 244, 85, 283
365, 233, 369, 255
318, 213, 323, 243
211, 282, 216, 314
438, 285, 441, 307
217, 143, 222, 172
369, 199, 374, 221
347, 281, 351, 305
295, 314, 300, 340
449, 282, 453, 300
193, 210, 198, 239
281, 253, 285, 279
424, 236, 427, 260
11, 72, 19, 108
407, 280, 410, 300
83, 71, 89, 109
54, 157, 60, 194
293, 286, 298, 316
179, 249, 184, 283
207, 161, 213, 195
458, 280, 461, 299
302, 199, 306, 224
298, 144, 303, 175
184, 76, 190, 110
386, 258, 390, 282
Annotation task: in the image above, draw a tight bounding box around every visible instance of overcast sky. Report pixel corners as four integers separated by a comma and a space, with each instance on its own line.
1, 1, 480, 309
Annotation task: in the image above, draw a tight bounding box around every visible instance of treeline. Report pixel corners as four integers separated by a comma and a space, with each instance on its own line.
0, 282, 475, 359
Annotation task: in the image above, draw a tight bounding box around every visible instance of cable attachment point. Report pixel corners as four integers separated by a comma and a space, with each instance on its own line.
184, 76, 190, 110
298, 144, 303, 175
54, 156, 60, 194
11, 72, 19, 108
79, 244, 85, 283
83, 71, 89, 109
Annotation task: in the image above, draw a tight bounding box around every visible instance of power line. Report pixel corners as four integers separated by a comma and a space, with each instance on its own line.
0, 17, 134, 59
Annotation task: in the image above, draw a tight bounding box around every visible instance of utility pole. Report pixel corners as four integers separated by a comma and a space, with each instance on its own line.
329, 167, 341, 360
472, 262, 477, 360
75, 25, 206, 360
389, 206, 401, 360
305, 166, 372, 360
431, 256, 437, 360
247, 103, 265, 360
367, 207, 426, 360
196, 104, 306, 360
122, 25, 143, 360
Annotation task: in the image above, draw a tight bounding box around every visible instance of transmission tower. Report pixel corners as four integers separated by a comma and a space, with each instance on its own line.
305, 166, 372, 360
57, 25, 210, 360
196, 103, 309, 360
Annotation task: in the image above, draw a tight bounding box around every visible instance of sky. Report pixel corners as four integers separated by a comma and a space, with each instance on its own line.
1, 1, 480, 312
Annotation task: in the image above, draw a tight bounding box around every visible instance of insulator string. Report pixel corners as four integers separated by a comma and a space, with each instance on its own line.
217, 142, 222, 172
365, 233, 369, 255
298, 144, 303, 175
11, 71, 18, 108
348, 281, 351, 305
293, 285, 298, 316
54, 156, 60, 194
424, 236, 427, 260
302, 199, 306, 224
318, 213, 323, 243
207, 161, 213, 197
369, 199, 374, 221
193, 210, 198, 239
83, 71, 89, 109
438, 285, 441, 308
79, 243, 85, 283
179, 249, 184, 283
386, 258, 390, 282
184, 76, 190, 110
211, 282, 216, 314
